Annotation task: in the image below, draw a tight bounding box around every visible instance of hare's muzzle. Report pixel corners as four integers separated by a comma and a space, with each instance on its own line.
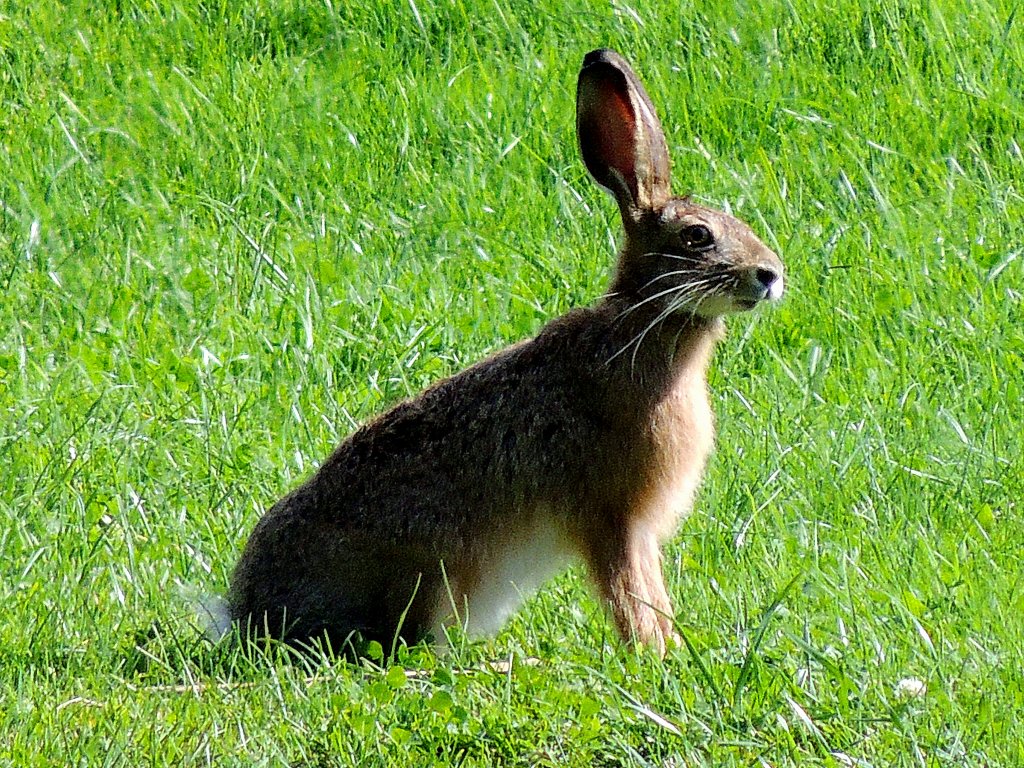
735, 261, 784, 309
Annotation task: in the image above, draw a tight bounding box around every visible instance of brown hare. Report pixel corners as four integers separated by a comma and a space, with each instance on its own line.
227, 48, 784, 657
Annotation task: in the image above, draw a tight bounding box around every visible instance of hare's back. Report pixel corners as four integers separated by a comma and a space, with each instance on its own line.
311, 313, 611, 528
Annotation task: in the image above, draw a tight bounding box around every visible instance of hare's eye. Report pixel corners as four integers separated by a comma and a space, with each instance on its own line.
680, 224, 715, 251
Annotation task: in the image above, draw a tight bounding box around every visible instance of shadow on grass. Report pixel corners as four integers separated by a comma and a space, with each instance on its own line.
116, 617, 452, 690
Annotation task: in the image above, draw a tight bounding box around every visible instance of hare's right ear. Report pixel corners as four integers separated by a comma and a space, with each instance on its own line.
576, 49, 672, 219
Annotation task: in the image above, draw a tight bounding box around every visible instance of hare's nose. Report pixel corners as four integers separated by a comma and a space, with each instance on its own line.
755, 266, 779, 288
750, 264, 784, 301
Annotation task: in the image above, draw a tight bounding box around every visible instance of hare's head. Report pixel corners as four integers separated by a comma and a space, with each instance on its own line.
577, 49, 784, 319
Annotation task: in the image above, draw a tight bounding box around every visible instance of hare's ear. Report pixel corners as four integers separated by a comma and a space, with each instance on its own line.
576, 49, 671, 218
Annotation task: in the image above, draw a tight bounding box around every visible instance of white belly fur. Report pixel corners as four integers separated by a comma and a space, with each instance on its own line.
446, 516, 576, 639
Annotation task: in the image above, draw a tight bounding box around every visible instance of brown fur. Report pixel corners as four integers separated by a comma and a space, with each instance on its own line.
228, 49, 784, 656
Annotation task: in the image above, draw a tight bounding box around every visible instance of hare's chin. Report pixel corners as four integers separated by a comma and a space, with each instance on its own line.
685, 294, 777, 318
681, 295, 746, 318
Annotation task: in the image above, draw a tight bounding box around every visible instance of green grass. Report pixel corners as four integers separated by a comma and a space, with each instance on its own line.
2, 0, 1023, 764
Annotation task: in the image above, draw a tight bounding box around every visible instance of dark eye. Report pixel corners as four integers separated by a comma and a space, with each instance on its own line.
680, 224, 715, 251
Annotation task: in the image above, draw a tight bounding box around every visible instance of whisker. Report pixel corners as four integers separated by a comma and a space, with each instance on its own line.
613, 276, 718, 324
607, 280, 717, 368
671, 283, 719, 316
626, 279, 722, 370
628, 302, 679, 371
661, 284, 713, 320
640, 250, 699, 264
607, 306, 669, 366
636, 269, 694, 293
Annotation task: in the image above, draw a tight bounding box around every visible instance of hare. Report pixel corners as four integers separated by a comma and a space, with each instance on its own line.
228, 48, 784, 657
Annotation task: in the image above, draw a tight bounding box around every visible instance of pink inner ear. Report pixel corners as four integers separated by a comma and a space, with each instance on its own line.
595, 88, 637, 196
579, 71, 639, 203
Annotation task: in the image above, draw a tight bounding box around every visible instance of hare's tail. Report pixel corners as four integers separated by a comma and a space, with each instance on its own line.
196, 593, 233, 642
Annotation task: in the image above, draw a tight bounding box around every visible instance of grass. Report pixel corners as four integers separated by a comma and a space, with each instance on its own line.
1, 0, 1023, 764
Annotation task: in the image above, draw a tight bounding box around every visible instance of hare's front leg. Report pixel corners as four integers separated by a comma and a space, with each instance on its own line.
586, 524, 680, 657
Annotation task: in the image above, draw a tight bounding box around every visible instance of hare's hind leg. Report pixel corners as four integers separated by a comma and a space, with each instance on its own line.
295, 549, 450, 653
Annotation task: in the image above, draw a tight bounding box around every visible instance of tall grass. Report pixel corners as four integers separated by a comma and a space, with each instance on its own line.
1, 0, 1022, 764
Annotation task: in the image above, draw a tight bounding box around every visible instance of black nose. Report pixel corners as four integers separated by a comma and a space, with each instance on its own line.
755, 266, 779, 289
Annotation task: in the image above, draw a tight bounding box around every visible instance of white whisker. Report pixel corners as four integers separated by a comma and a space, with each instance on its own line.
613, 276, 718, 324
628, 302, 679, 371
607, 280, 719, 369
636, 269, 694, 293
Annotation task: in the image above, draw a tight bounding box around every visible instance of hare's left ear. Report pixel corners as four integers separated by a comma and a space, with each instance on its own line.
576, 49, 672, 218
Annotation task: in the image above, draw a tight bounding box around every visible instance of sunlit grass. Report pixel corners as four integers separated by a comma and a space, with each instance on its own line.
1, 0, 1022, 765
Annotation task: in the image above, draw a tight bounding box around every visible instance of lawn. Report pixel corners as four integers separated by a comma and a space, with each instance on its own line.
1, 0, 1022, 765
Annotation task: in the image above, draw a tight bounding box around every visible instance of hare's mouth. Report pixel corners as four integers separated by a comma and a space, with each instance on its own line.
702, 275, 783, 316
668, 262, 783, 317
731, 265, 784, 310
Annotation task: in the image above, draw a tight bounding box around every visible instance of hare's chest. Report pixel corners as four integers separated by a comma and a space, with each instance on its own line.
643, 380, 716, 540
